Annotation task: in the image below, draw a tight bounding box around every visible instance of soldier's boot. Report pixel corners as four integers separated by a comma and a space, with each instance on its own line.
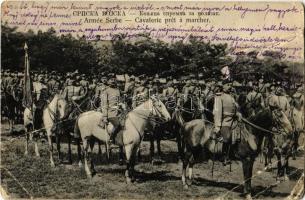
110, 125, 121, 145
222, 142, 231, 166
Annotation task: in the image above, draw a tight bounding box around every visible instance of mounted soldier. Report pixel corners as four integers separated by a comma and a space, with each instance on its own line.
246, 81, 265, 116
98, 77, 122, 143
162, 80, 179, 113
47, 73, 61, 98
33, 76, 49, 129
62, 75, 86, 120
94, 76, 107, 107
124, 76, 135, 109
213, 83, 241, 165
80, 74, 89, 89
132, 78, 149, 108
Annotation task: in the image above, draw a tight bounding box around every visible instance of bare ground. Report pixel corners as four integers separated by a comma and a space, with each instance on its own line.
1, 121, 304, 199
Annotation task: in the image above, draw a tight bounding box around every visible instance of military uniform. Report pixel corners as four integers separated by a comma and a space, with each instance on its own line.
267, 87, 290, 116
292, 87, 304, 110
99, 79, 122, 143
133, 80, 149, 108
80, 77, 89, 89
33, 78, 48, 101
47, 77, 61, 96
246, 84, 265, 110
213, 84, 239, 164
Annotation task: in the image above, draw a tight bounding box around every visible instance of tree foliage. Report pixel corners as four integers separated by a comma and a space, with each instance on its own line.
1, 24, 303, 82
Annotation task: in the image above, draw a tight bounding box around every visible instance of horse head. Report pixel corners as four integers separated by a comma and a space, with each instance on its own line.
272, 108, 293, 134
56, 95, 69, 120
150, 96, 171, 123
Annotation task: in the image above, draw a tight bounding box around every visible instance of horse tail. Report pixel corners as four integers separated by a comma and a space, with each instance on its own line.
74, 117, 81, 139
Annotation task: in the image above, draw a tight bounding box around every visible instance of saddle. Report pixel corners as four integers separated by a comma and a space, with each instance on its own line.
209, 121, 257, 154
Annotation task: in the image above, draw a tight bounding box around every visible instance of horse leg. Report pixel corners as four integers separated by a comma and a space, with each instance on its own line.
137, 145, 142, 162
156, 132, 163, 160
83, 139, 92, 178
77, 138, 82, 168
56, 135, 62, 163
48, 135, 55, 167
89, 138, 96, 174
176, 129, 184, 162
67, 134, 72, 164
130, 145, 138, 182
187, 154, 195, 186
97, 140, 102, 163
276, 152, 283, 180
242, 157, 254, 200
125, 144, 134, 184
119, 146, 124, 166
182, 150, 191, 189
150, 133, 155, 163
24, 126, 30, 156
34, 136, 40, 157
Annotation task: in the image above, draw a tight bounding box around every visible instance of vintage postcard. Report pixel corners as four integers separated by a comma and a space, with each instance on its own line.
1, 1, 304, 199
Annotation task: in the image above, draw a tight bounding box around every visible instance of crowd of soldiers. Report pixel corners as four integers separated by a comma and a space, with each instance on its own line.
1, 69, 304, 153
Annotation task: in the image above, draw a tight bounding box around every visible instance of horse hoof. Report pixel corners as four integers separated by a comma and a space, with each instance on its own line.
78, 162, 83, 168
24, 151, 28, 156
126, 177, 132, 184
119, 159, 124, 166
284, 175, 289, 181
36, 154, 40, 157
51, 163, 55, 168
245, 194, 253, 200
183, 184, 189, 190
87, 174, 93, 179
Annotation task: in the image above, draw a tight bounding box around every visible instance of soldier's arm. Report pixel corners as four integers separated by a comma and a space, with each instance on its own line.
101, 90, 109, 118
213, 95, 222, 132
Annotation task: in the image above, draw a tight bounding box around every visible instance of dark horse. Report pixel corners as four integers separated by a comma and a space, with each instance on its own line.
1, 87, 23, 132
180, 108, 292, 200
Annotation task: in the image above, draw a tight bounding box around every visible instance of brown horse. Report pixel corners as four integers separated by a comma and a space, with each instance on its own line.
180, 108, 292, 200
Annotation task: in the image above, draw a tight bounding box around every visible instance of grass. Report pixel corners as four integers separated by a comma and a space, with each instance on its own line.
1, 135, 303, 199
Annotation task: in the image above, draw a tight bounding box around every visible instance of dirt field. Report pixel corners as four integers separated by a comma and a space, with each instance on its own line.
1, 121, 304, 199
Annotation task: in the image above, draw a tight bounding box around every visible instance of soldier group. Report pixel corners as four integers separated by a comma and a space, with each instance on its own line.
1, 69, 304, 155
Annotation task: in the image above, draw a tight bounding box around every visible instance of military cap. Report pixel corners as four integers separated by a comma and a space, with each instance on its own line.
223, 83, 231, 92
108, 78, 116, 86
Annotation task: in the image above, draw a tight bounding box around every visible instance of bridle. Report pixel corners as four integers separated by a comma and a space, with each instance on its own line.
271, 108, 291, 135
131, 98, 169, 125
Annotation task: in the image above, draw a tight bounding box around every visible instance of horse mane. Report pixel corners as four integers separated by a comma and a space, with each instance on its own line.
248, 108, 272, 130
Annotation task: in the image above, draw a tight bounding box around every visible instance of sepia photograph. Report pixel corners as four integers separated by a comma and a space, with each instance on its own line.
0, 1, 304, 199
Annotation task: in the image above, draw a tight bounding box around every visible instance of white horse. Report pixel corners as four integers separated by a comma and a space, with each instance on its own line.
42, 94, 69, 167
290, 106, 304, 157
75, 97, 171, 180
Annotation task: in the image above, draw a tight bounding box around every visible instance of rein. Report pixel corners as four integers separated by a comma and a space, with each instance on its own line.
241, 117, 280, 135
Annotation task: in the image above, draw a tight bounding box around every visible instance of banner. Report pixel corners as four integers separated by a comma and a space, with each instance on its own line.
22, 43, 33, 109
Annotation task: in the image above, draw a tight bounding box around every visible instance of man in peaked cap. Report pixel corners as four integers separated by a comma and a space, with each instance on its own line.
133, 78, 149, 108
246, 82, 265, 116
99, 77, 122, 144
213, 83, 241, 165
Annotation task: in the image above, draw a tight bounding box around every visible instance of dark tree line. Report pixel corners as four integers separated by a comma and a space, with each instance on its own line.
1, 24, 303, 82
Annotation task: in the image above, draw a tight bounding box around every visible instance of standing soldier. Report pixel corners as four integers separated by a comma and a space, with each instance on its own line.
213, 83, 241, 165
98, 77, 122, 143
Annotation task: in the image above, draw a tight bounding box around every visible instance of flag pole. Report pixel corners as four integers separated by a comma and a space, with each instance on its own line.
23, 42, 34, 129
